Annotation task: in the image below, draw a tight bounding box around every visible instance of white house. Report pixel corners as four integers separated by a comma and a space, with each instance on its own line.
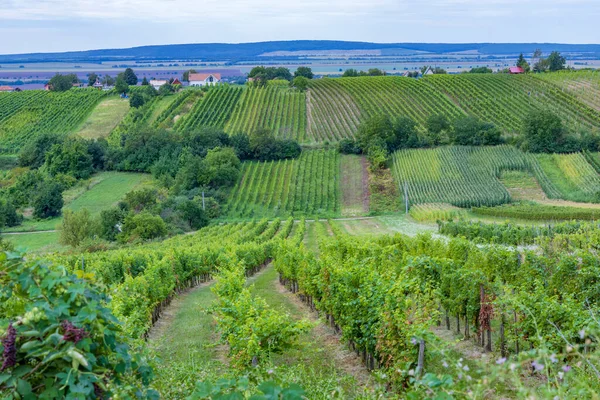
188, 73, 221, 87
423, 67, 435, 76
149, 80, 168, 90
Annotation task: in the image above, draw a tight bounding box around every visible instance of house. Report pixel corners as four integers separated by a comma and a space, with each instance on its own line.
509, 67, 525, 75
171, 78, 182, 85
44, 83, 52, 91
188, 73, 221, 87
423, 67, 435, 76
0, 86, 15, 92
92, 78, 104, 90
149, 79, 168, 90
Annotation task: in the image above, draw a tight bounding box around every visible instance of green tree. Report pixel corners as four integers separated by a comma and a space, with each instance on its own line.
60, 209, 96, 247
99, 207, 125, 241
368, 68, 385, 76
87, 72, 98, 87
230, 132, 251, 160
141, 76, 149, 86
342, 69, 360, 77
294, 66, 314, 79
177, 200, 209, 230
129, 93, 145, 108
18, 133, 63, 168
122, 68, 138, 85
101, 75, 115, 86
451, 116, 501, 146
522, 110, 566, 153
121, 211, 167, 241
45, 137, 94, 179
124, 188, 158, 213
48, 73, 77, 92
204, 147, 241, 188
356, 115, 394, 153
0, 197, 22, 228
516, 53, 531, 72
32, 181, 64, 219
547, 51, 566, 72
292, 76, 309, 92
469, 67, 493, 74
158, 83, 174, 95
115, 76, 129, 94
426, 114, 450, 145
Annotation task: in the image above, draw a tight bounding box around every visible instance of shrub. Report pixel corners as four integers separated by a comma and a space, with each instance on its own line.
32, 181, 63, 219
121, 212, 167, 241
59, 209, 97, 247
337, 138, 361, 154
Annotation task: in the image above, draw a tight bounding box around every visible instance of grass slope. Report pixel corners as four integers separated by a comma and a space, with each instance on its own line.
534, 153, 600, 203
340, 155, 369, 216
76, 96, 130, 139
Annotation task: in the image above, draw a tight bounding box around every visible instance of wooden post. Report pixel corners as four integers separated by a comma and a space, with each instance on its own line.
446, 310, 450, 330
464, 314, 470, 339
456, 315, 460, 335
417, 339, 426, 377
500, 314, 507, 357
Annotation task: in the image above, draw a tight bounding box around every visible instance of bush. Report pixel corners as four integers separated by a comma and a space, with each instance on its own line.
177, 200, 209, 230
45, 137, 94, 179
522, 110, 567, 153
129, 93, 146, 108
32, 181, 64, 219
0, 198, 22, 228
98, 207, 126, 241
121, 212, 167, 241
337, 138, 361, 154
18, 134, 63, 169
451, 116, 502, 146
59, 209, 97, 247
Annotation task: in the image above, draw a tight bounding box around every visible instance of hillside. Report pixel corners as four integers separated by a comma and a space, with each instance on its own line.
2, 40, 600, 62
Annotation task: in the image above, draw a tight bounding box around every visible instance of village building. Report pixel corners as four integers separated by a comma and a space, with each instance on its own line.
509, 66, 525, 74
149, 79, 169, 90
171, 78, 182, 85
423, 67, 435, 76
0, 86, 15, 92
92, 78, 104, 90
188, 73, 221, 87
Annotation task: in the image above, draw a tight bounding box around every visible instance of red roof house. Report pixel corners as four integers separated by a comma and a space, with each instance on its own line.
0, 86, 15, 92
509, 67, 525, 74
171, 78, 182, 85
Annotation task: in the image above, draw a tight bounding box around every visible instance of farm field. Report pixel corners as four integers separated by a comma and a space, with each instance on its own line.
339, 154, 369, 216
76, 96, 130, 139
224, 149, 339, 218
176, 86, 242, 130
536, 70, 600, 110
4, 171, 151, 233
0, 89, 105, 151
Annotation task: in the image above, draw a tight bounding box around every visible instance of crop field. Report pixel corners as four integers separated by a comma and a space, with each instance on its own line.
176, 86, 242, 131
534, 152, 600, 203
306, 79, 363, 142
424, 74, 600, 133
336, 76, 465, 129
76, 96, 130, 139
153, 90, 202, 129
0, 89, 105, 151
226, 86, 307, 140
537, 70, 600, 110
392, 145, 531, 207
224, 149, 339, 218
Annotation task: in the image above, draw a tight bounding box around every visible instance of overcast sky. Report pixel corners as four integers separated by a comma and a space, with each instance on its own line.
1, 0, 599, 54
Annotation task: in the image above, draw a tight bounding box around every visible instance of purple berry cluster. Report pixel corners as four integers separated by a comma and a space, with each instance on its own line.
61, 321, 88, 343
1, 323, 17, 371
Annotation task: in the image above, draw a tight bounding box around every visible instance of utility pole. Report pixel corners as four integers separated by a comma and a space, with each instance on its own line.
202, 191, 205, 210
404, 182, 409, 214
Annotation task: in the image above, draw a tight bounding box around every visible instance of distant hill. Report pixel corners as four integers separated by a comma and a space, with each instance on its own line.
1, 41, 599, 63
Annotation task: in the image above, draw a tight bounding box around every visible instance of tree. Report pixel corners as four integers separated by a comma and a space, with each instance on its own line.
342, 69, 360, 78
516, 53, 531, 72
230, 132, 252, 160
87, 73, 98, 87
547, 51, 566, 72
0, 197, 22, 228
45, 138, 94, 179
33, 181, 63, 219
101, 75, 115, 86
122, 68, 138, 86
426, 114, 450, 145
48, 73, 77, 92
141, 76, 149, 86
124, 188, 158, 213
203, 147, 241, 188
158, 83, 174, 95
183, 69, 197, 82
522, 110, 566, 153
121, 212, 167, 241
451, 116, 502, 146
60, 209, 96, 247
337, 138, 361, 154
18, 133, 63, 168
469, 67, 493, 74
129, 93, 145, 108
99, 207, 125, 241
356, 115, 394, 153
294, 66, 314, 79
368, 68, 385, 76
177, 200, 209, 230
292, 76, 309, 92
115, 76, 129, 94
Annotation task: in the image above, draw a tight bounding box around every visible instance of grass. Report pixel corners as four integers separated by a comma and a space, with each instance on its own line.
535, 153, 600, 203
499, 170, 546, 202
147, 95, 180, 125
5, 172, 151, 233
409, 203, 468, 222
4, 231, 67, 253
340, 155, 368, 217
77, 96, 130, 139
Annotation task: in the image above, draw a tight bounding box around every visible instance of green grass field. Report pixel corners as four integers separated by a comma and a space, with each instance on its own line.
76, 96, 130, 139
4, 172, 151, 233
534, 153, 600, 203
340, 154, 368, 216
4, 231, 66, 253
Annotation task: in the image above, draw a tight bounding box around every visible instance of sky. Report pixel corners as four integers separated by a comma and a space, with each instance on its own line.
0, 0, 599, 54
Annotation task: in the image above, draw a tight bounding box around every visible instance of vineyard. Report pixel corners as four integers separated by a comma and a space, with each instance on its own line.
175, 86, 242, 131
392, 145, 531, 207
226, 86, 307, 140
306, 78, 363, 142
0, 89, 105, 152
536, 70, 600, 110
224, 149, 340, 218
534, 152, 600, 202
423, 74, 600, 133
